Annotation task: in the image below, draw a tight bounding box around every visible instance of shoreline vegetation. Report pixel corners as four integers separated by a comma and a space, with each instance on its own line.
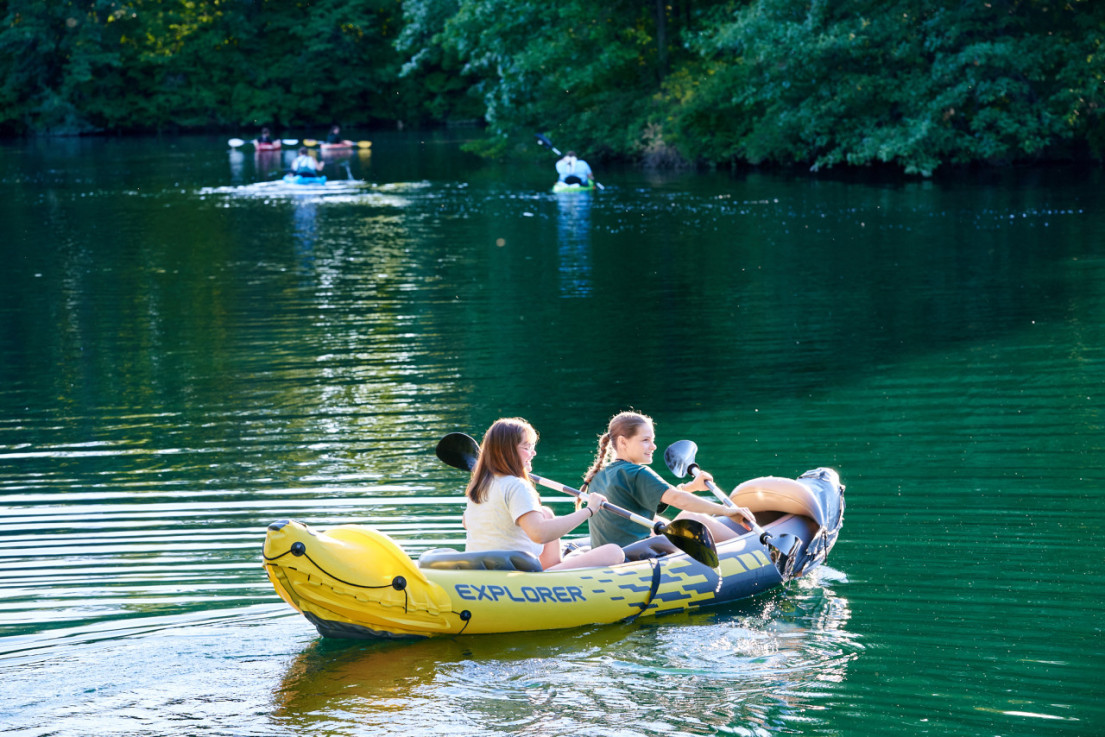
2, 0, 1102, 176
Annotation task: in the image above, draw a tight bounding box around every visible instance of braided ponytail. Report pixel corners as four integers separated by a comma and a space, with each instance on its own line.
581, 411, 654, 489
581, 432, 612, 490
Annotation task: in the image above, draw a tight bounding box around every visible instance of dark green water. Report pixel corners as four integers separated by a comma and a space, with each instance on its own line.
2, 133, 1102, 736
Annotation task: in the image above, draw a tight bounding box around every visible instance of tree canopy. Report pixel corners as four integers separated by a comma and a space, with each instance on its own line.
2, 0, 1102, 173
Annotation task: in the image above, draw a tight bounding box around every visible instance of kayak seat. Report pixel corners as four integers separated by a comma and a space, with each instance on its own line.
622, 536, 679, 561
417, 548, 543, 572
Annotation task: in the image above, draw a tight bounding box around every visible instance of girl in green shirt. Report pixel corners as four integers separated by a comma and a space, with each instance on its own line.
582, 411, 756, 548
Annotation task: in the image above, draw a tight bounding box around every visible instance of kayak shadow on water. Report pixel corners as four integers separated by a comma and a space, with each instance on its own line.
269, 572, 856, 735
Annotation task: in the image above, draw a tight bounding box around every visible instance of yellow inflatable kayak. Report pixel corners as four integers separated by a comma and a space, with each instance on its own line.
263, 468, 844, 639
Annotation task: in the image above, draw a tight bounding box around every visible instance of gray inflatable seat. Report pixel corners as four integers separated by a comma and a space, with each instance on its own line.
621, 536, 679, 561
418, 548, 543, 572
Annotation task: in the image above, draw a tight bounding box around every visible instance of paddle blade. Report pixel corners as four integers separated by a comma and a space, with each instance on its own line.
534, 133, 561, 155
228, 138, 245, 148
435, 433, 480, 472
766, 532, 803, 580
664, 440, 699, 478
355, 140, 372, 149
282, 139, 299, 146
659, 518, 719, 569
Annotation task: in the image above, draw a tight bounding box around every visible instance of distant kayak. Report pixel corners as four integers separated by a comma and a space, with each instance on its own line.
283, 173, 328, 186
303, 139, 372, 152
228, 138, 294, 150
553, 181, 595, 193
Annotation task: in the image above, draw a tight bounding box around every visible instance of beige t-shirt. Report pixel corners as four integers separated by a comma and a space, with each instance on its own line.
464, 474, 544, 557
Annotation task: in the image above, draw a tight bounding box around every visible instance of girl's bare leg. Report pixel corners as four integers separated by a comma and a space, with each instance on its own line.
546, 543, 624, 570
673, 510, 743, 543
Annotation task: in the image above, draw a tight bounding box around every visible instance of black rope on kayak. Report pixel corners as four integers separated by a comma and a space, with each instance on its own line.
263, 545, 411, 613
267, 543, 497, 630
622, 558, 663, 624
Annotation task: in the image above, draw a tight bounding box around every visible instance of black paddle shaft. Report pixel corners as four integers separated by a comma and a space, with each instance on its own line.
534, 133, 562, 155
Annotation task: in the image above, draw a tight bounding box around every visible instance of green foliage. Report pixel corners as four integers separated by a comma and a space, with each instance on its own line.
0, 1, 124, 133
396, 0, 485, 122
427, 0, 694, 157
0, 0, 417, 134
1, 0, 1101, 172
670, 0, 1105, 173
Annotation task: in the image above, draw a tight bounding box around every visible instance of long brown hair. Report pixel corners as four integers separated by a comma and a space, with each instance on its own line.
581, 411, 653, 489
466, 418, 538, 504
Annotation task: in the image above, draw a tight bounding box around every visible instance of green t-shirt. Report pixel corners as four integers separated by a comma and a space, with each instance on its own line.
587, 460, 672, 548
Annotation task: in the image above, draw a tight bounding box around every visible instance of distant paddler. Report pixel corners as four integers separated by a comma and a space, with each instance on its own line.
303, 125, 371, 151
555, 151, 595, 188
254, 127, 280, 149
290, 147, 324, 177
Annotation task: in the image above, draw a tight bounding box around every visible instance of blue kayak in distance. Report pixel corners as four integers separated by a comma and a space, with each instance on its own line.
553, 180, 595, 193
283, 173, 328, 186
